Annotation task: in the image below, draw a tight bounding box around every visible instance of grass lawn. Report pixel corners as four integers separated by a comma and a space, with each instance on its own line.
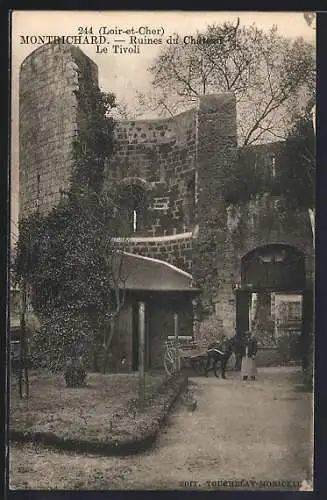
10, 371, 169, 445
9, 367, 313, 491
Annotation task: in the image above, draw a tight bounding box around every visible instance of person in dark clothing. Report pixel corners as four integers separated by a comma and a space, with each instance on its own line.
233, 332, 244, 371
241, 331, 258, 380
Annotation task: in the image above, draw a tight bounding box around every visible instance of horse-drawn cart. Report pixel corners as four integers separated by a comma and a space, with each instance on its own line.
163, 337, 225, 377
179, 341, 211, 376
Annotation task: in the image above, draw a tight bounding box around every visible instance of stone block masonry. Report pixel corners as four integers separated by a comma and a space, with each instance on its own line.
106, 110, 197, 237
216, 194, 313, 334
192, 93, 238, 331
192, 94, 313, 335
19, 43, 98, 216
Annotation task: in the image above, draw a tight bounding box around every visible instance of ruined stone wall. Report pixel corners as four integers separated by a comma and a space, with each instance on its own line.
19, 43, 98, 216
106, 110, 197, 237
191, 93, 314, 337
216, 196, 313, 335
192, 93, 238, 332
19, 45, 314, 354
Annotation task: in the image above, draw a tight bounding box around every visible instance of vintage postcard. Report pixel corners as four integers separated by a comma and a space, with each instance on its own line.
9, 10, 315, 492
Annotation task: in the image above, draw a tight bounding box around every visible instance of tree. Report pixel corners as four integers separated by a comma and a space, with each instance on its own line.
278, 103, 315, 243
12, 212, 41, 398
277, 104, 315, 389
15, 193, 130, 373
139, 21, 315, 147
14, 81, 131, 379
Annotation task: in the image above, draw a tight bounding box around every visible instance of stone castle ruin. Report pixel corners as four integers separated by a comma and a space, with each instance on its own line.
19, 43, 314, 368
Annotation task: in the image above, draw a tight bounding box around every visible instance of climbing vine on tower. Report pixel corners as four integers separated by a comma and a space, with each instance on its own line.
14, 76, 129, 377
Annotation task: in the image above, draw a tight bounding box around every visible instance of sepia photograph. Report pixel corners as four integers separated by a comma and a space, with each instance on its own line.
9, 10, 315, 491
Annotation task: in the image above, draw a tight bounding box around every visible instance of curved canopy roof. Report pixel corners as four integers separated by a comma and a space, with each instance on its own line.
110, 252, 199, 293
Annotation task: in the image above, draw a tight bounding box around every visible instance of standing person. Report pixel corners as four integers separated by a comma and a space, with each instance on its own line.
219, 335, 230, 379
241, 331, 258, 381
233, 331, 243, 371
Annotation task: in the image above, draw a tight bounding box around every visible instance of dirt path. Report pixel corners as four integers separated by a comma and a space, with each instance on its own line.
10, 367, 313, 491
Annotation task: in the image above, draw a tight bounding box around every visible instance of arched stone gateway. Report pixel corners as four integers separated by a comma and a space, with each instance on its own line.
236, 244, 313, 366
241, 244, 306, 292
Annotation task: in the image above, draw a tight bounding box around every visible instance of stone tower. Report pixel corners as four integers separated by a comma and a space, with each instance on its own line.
19, 43, 98, 216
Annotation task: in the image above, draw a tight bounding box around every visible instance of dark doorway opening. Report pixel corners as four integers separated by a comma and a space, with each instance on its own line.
236, 244, 312, 366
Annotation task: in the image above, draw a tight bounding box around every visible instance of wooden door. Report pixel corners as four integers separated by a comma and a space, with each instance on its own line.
132, 304, 139, 371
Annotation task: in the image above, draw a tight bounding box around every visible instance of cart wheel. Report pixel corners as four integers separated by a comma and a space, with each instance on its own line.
164, 349, 176, 376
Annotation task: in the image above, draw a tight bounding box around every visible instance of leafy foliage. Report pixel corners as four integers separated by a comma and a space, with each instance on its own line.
278, 107, 315, 210
221, 149, 277, 205
71, 82, 116, 195
29, 307, 94, 372
14, 78, 129, 374
17, 199, 121, 315
221, 106, 315, 207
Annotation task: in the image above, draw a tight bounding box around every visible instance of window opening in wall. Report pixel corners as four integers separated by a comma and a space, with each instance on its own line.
274, 293, 303, 340
119, 183, 147, 235
133, 209, 137, 233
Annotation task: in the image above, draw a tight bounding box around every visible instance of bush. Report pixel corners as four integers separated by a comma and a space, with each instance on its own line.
30, 309, 93, 373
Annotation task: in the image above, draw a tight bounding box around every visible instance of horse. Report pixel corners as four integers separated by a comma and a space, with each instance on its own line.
204, 335, 241, 378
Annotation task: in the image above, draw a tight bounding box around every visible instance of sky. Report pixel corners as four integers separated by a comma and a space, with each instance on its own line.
10, 11, 316, 243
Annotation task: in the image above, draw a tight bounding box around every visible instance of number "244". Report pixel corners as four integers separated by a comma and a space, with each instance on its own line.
78, 27, 93, 35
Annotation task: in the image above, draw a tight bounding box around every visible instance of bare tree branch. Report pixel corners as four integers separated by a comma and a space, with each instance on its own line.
140, 21, 315, 148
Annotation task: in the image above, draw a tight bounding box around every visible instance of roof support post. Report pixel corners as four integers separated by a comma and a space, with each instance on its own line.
138, 301, 146, 409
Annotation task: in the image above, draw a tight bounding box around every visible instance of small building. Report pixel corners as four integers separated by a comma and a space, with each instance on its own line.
107, 252, 199, 371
